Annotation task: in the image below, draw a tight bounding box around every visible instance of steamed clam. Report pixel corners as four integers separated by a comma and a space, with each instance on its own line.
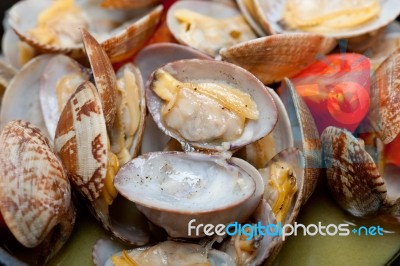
0, 120, 75, 264
5, 0, 163, 66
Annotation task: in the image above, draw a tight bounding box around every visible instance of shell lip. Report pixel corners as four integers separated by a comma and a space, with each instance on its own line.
114, 151, 258, 215
256, 0, 400, 39
145, 58, 278, 152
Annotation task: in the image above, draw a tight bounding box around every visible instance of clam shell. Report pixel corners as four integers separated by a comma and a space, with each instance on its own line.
0, 54, 52, 138
321, 126, 386, 217
0, 58, 17, 101
99, 0, 160, 9
82, 29, 117, 131
54, 81, 108, 201
134, 42, 212, 85
253, 0, 400, 38
0, 120, 74, 249
39, 54, 89, 141
114, 151, 264, 238
101, 5, 163, 63
167, 0, 256, 57
236, 0, 267, 36
0, 247, 27, 266
146, 59, 278, 151
219, 33, 337, 84
278, 78, 322, 204
366, 48, 400, 144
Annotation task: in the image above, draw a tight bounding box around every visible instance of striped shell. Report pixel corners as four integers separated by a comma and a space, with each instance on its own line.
322, 126, 386, 217
219, 33, 337, 84
0, 120, 73, 248
54, 81, 108, 201
82, 29, 117, 131
366, 48, 400, 144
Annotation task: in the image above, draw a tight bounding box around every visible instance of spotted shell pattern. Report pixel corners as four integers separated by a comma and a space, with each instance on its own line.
55, 81, 108, 202
0, 120, 71, 248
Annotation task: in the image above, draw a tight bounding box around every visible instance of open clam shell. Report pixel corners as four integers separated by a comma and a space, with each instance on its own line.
39, 54, 90, 141
167, 0, 256, 57
366, 48, 400, 144
0, 120, 75, 263
7, 0, 162, 63
0, 54, 53, 138
278, 78, 322, 204
252, 0, 400, 39
146, 59, 278, 152
220, 33, 337, 84
322, 126, 387, 217
236, 0, 267, 36
114, 151, 264, 238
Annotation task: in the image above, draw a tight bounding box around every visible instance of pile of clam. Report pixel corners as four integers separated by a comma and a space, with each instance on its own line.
0, 0, 400, 265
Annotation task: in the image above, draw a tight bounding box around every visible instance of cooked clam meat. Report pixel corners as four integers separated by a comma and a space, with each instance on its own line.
28, 0, 88, 47
174, 9, 256, 56
260, 161, 297, 223
151, 69, 259, 142
110, 65, 142, 164
283, 0, 381, 33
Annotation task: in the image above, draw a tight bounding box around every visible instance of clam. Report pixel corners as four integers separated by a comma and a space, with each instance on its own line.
146, 59, 278, 152
0, 54, 53, 137
0, 120, 75, 264
219, 33, 337, 84
166, 0, 256, 57
99, 0, 160, 9
235, 88, 293, 169
39, 54, 90, 141
221, 148, 306, 265
278, 78, 322, 204
0, 58, 17, 102
6, 0, 163, 64
321, 126, 391, 217
93, 239, 236, 266
54, 81, 149, 245
114, 151, 264, 238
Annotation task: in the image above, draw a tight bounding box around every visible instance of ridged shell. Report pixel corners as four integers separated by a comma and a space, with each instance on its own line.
321, 126, 386, 217
101, 5, 163, 63
253, 0, 400, 39
279, 78, 322, 204
54, 81, 108, 201
219, 33, 337, 84
146, 59, 278, 151
82, 29, 117, 131
366, 48, 400, 144
0, 120, 72, 248
100, 0, 160, 9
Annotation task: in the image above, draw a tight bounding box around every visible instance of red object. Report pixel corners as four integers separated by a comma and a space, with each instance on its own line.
291, 53, 371, 134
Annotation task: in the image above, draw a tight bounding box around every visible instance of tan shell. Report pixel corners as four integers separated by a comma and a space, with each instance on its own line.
279, 78, 322, 204
54, 81, 108, 201
0, 59, 17, 99
0, 120, 74, 249
82, 29, 117, 131
366, 48, 400, 144
100, 0, 160, 9
101, 5, 163, 63
321, 126, 386, 217
220, 33, 337, 84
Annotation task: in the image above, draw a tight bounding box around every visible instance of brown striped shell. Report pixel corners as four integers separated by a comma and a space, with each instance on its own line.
321, 126, 386, 217
0, 120, 75, 250
54, 81, 108, 202
278, 78, 322, 204
366, 48, 400, 144
82, 29, 117, 131
100, 0, 160, 9
220, 33, 337, 84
